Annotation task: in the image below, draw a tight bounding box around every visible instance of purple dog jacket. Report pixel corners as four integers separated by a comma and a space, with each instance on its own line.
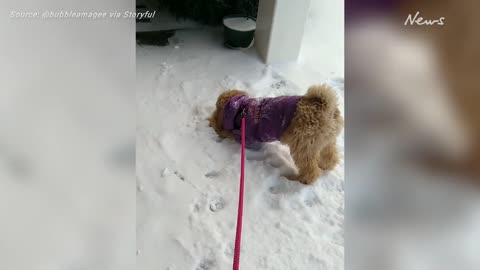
222, 95, 302, 148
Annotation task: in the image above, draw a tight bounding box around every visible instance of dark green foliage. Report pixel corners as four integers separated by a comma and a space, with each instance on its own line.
136, 30, 175, 46
158, 0, 259, 25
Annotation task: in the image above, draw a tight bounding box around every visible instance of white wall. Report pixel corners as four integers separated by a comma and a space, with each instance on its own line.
255, 0, 311, 63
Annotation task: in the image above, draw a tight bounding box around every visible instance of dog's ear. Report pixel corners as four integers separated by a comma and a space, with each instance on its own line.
208, 108, 230, 139
208, 105, 225, 137
208, 109, 219, 130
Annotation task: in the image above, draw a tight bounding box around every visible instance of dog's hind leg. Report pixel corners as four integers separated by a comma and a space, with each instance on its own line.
318, 142, 339, 171
285, 139, 323, 184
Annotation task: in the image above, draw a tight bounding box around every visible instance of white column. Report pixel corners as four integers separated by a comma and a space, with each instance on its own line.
255, 0, 311, 63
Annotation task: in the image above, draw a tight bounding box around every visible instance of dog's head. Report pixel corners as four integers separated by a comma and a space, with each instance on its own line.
208, 89, 248, 139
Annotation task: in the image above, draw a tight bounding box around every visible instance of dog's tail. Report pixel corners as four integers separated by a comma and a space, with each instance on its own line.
304, 84, 338, 113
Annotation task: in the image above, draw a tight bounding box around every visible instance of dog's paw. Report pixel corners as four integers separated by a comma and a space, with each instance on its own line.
286, 174, 315, 185
285, 174, 301, 182
319, 161, 337, 171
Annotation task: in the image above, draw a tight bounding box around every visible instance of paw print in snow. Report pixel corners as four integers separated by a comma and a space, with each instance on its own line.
161, 168, 170, 177
158, 62, 172, 76
196, 258, 216, 270
209, 197, 225, 212
304, 192, 322, 207
224, 243, 233, 258
205, 170, 220, 178
258, 256, 269, 268
191, 203, 201, 213
174, 171, 185, 181
268, 185, 281, 194
271, 80, 287, 89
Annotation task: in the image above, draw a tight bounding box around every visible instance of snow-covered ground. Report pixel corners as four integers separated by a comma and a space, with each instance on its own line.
136, 3, 344, 270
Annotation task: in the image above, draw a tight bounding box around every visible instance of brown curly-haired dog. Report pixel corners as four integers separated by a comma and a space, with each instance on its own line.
209, 84, 343, 184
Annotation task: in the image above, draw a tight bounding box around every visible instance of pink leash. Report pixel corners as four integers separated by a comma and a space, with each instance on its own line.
232, 115, 246, 270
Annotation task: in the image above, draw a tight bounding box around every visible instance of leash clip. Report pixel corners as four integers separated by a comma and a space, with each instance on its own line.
240, 106, 246, 118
